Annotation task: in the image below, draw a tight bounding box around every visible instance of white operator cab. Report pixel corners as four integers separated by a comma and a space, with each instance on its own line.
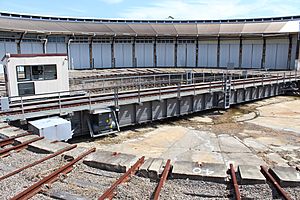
2, 53, 69, 99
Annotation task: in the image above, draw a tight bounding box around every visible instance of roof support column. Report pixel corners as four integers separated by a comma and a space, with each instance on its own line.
112, 36, 115, 68
195, 36, 199, 68
287, 34, 293, 70
41, 36, 48, 54
239, 36, 243, 69
295, 33, 300, 71
17, 32, 26, 54
174, 36, 178, 68
132, 36, 136, 67
89, 36, 93, 69
154, 36, 157, 67
217, 36, 220, 68
261, 36, 266, 69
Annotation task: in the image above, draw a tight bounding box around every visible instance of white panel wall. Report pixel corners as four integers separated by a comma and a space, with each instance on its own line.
0, 40, 17, 73
241, 40, 263, 69
157, 42, 175, 67
92, 43, 111, 68
46, 37, 66, 54
135, 43, 154, 67
0, 41, 17, 58
46, 42, 66, 53
198, 41, 218, 67
114, 43, 133, 68
290, 36, 298, 70
265, 38, 289, 70
20, 41, 43, 54
177, 42, 196, 67
220, 40, 240, 68
70, 43, 90, 69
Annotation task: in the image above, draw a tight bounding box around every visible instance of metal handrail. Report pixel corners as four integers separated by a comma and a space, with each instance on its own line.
2, 71, 299, 115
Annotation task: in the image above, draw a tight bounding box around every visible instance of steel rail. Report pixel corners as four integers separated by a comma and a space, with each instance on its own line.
99, 156, 145, 200
4, 74, 296, 110
10, 147, 96, 200
0, 77, 274, 111
153, 159, 171, 200
6, 74, 289, 109
1, 74, 299, 117
1, 76, 294, 117
5, 78, 235, 109
8, 71, 251, 104
0, 132, 32, 147
229, 164, 241, 200
1, 82, 224, 115
0, 144, 77, 181
260, 166, 292, 200
8, 74, 223, 107
0, 136, 44, 156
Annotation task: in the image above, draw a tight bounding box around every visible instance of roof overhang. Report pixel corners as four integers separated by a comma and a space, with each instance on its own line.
0, 13, 299, 37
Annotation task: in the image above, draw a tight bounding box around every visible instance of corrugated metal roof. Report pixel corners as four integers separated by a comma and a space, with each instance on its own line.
174, 24, 198, 35
242, 23, 270, 33
0, 14, 298, 36
197, 24, 220, 35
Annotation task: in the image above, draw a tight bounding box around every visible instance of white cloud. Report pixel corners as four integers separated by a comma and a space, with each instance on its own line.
121, 0, 300, 20
99, 0, 124, 4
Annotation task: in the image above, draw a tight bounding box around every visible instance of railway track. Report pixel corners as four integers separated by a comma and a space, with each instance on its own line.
1, 74, 298, 117
0, 129, 298, 200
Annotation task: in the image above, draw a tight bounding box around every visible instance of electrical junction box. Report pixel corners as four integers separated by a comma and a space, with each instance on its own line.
28, 117, 73, 141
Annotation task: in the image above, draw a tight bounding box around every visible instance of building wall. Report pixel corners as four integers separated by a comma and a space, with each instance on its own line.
265, 38, 290, 70
0, 39, 17, 61
198, 40, 218, 67
219, 40, 240, 68
92, 42, 112, 68
46, 37, 67, 54
156, 39, 175, 67
69, 42, 90, 69
114, 40, 133, 68
177, 40, 196, 67
0, 33, 298, 70
241, 39, 263, 69
135, 39, 154, 67
20, 39, 44, 54
0, 39, 18, 73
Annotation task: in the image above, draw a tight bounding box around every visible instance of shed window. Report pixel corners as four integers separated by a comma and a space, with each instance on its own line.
17, 66, 31, 81
44, 65, 57, 80
16, 64, 57, 82
32, 65, 44, 80
18, 82, 35, 96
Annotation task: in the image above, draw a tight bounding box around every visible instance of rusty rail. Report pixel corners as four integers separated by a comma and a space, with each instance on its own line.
0, 132, 32, 147
229, 164, 241, 200
0, 144, 77, 181
0, 136, 44, 156
10, 147, 95, 200
260, 166, 292, 200
99, 156, 145, 200
153, 159, 171, 200
0, 125, 10, 130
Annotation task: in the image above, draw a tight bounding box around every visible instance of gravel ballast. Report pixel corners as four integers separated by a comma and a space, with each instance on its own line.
160, 179, 231, 200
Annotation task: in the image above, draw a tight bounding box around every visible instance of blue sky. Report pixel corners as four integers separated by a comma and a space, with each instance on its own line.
0, 0, 299, 20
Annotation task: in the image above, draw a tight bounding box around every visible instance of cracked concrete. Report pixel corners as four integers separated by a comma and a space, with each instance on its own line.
76, 96, 300, 168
